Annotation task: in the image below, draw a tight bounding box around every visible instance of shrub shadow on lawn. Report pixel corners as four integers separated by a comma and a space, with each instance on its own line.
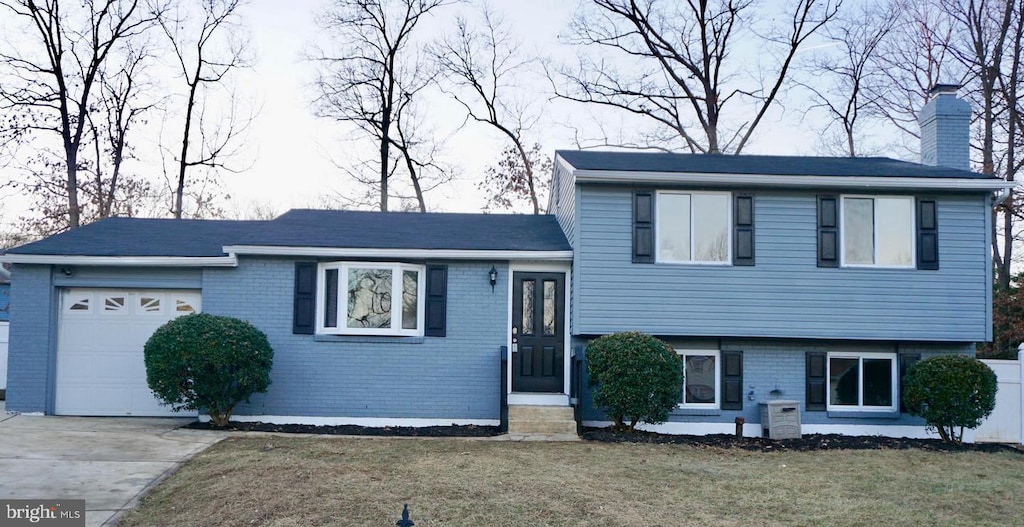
583, 426, 1023, 453
185, 420, 502, 437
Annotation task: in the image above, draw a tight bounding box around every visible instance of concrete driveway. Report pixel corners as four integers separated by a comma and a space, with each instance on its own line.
0, 403, 222, 527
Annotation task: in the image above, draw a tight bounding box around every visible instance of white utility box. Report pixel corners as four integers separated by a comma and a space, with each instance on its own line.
760, 400, 801, 440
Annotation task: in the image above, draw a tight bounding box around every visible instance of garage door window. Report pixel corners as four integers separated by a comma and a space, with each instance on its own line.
175, 298, 197, 313
65, 293, 92, 313
103, 295, 127, 313
138, 296, 162, 313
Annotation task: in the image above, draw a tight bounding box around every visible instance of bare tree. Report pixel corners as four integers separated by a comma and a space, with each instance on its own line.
311, 0, 453, 212
938, 0, 1020, 289
435, 5, 546, 213
0, 0, 159, 229
158, 0, 253, 219
85, 41, 160, 219
870, 0, 960, 143
479, 143, 551, 213
800, 1, 898, 157
553, 0, 840, 154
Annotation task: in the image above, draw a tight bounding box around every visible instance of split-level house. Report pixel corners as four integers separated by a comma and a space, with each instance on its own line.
2, 86, 1012, 438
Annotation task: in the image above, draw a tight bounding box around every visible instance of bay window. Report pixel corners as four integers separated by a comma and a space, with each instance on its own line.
317, 262, 425, 336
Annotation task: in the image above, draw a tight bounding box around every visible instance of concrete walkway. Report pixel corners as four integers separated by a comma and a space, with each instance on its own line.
0, 405, 222, 527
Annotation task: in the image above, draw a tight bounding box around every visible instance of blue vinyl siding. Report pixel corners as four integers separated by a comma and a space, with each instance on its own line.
203, 257, 507, 420
575, 187, 990, 342
551, 162, 579, 334
0, 283, 9, 321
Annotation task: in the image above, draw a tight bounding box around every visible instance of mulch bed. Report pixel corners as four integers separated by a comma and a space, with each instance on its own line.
185, 421, 1021, 453
583, 427, 1023, 453
186, 420, 503, 437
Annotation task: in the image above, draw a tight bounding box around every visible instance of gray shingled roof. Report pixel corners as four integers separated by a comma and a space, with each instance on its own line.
556, 150, 998, 179
6, 210, 572, 257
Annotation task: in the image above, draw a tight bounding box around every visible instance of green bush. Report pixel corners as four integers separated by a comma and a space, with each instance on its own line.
586, 331, 682, 431
902, 355, 997, 443
145, 313, 273, 426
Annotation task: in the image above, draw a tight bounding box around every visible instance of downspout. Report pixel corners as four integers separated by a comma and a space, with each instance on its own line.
993, 188, 1012, 207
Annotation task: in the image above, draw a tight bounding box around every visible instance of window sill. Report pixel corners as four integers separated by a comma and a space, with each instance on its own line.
655, 261, 732, 267
827, 410, 901, 419
839, 265, 916, 270
313, 334, 426, 345
673, 408, 721, 416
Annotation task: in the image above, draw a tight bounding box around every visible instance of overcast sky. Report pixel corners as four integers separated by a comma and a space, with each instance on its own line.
1, 0, 910, 228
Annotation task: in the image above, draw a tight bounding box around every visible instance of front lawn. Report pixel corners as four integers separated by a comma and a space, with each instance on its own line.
121, 437, 1024, 527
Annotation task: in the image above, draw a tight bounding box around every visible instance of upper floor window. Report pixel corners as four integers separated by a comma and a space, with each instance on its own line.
656, 191, 731, 264
317, 262, 425, 336
841, 196, 915, 268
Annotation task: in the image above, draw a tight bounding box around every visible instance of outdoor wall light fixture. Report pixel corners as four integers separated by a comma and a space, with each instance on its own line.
489, 266, 498, 291
60, 266, 74, 277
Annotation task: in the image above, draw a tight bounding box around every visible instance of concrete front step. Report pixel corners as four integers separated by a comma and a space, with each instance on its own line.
508, 405, 577, 436
508, 405, 574, 421
509, 419, 578, 435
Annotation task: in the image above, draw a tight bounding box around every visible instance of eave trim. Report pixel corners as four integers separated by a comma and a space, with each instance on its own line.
224, 245, 574, 261
0, 255, 238, 267
573, 169, 1018, 191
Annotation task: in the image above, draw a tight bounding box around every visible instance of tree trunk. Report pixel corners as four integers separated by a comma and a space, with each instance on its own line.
399, 148, 426, 212
511, 139, 539, 215
65, 148, 81, 229
175, 76, 201, 220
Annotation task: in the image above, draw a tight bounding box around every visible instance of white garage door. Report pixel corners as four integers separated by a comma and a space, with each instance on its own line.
55, 288, 202, 416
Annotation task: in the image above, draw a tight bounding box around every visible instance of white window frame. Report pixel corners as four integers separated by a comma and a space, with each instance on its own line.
826, 351, 898, 412
677, 349, 721, 409
316, 262, 426, 336
839, 195, 916, 269
655, 190, 733, 265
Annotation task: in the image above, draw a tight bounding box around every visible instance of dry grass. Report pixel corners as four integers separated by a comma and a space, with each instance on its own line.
121, 437, 1024, 527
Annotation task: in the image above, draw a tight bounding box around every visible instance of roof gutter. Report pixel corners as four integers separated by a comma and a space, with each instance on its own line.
573, 169, 1018, 191
0, 255, 238, 267
224, 245, 574, 261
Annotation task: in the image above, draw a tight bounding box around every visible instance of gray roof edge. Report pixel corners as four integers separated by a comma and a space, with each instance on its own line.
554, 150, 998, 180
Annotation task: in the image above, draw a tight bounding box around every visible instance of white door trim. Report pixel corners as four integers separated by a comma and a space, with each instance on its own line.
507, 262, 572, 404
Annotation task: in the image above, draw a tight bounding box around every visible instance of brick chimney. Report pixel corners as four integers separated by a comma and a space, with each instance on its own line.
918, 84, 971, 171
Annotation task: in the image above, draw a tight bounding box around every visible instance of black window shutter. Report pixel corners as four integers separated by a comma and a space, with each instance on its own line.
733, 195, 755, 266
899, 353, 921, 413
633, 191, 654, 263
806, 351, 827, 411
721, 350, 744, 410
917, 199, 939, 270
817, 195, 839, 268
293, 262, 317, 335
424, 265, 448, 337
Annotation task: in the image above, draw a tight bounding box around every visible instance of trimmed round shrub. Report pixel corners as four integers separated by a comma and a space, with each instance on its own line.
145, 313, 273, 426
586, 331, 682, 431
902, 355, 997, 444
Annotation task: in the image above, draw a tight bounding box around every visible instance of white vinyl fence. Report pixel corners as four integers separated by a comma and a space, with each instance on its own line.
976, 348, 1023, 444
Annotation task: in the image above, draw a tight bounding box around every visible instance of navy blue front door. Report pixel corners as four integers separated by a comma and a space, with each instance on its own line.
511, 272, 565, 393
